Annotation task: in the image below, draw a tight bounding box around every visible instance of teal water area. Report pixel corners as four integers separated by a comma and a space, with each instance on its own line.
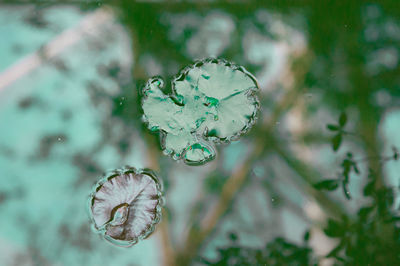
0, 3, 399, 266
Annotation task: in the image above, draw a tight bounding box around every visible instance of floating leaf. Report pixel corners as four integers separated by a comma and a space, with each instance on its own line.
88, 167, 163, 247
142, 58, 259, 165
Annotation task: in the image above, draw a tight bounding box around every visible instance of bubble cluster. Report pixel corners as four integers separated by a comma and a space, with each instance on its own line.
88, 167, 163, 247
142, 58, 260, 165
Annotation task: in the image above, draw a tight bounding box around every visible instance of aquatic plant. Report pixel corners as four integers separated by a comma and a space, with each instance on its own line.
88, 167, 163, 247
142, 58, 260, 165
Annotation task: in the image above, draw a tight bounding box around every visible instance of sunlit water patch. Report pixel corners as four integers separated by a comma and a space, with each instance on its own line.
142, 58, 260, 165
88, 167, 163, 247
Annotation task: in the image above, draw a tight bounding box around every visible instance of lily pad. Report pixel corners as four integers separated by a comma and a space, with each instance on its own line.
142, 58, 260, 165
88, 167, 163, 247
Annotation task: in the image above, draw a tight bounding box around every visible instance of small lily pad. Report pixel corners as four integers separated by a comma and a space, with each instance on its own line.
88, 167, 163, 247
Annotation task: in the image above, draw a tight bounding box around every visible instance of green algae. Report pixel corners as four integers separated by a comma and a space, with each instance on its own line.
142, 58, 259, 165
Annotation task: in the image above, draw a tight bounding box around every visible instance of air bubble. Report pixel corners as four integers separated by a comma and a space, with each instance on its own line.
88, 166, 163, 247
142, 58, 260, 165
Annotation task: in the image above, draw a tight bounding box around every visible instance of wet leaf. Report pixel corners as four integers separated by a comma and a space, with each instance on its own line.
89, 167, 163, 247
142, 58, 259, 165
